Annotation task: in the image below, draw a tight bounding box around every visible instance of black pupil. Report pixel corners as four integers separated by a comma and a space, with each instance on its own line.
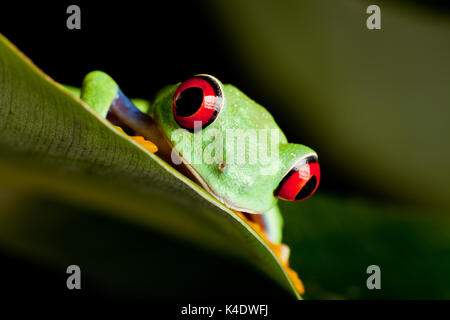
295, 175, 317, 201
175, 87, 204, 117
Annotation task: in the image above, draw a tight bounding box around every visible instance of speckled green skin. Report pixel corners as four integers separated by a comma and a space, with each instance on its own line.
81, 71, 118, 118
79, 72, 317, 243
150, 79, 316, 242
151, 82, 316, 212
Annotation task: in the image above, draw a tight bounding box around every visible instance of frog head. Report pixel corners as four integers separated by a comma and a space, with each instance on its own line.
150, 75, 320, 214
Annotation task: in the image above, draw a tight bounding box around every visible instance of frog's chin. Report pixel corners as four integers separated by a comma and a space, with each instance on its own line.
175, 155, 262, 215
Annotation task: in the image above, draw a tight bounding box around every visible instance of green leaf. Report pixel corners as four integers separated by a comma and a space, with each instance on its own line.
0, 34, 300, 299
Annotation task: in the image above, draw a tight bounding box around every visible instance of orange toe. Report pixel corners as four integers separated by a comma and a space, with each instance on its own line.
131, 135, 158, 153
113, 126, 158, 153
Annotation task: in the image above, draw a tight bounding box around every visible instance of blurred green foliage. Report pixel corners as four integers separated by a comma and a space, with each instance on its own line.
282, 196, 450, 299
212, 0, 450, 210
209, 1, 450, 296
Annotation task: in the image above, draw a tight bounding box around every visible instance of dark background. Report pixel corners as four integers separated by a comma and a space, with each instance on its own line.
1, 0, 449, 300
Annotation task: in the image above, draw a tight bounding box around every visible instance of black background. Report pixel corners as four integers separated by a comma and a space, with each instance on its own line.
1, 2, 242, 99
1, 0, 449, 303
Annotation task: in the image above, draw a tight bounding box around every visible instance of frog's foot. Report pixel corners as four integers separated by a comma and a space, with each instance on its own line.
130, 135, 158, 153
286, 267, 305, 295
273, 243, 290, 265
233, 210, 305, 295
269, 242, 304, 294
113, 126, 158, 153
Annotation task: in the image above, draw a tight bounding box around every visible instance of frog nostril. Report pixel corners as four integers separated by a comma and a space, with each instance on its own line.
218, 162, 227, 172
275, 156, 320, 202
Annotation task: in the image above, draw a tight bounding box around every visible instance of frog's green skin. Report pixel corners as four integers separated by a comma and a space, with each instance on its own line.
70, 71, 317, 244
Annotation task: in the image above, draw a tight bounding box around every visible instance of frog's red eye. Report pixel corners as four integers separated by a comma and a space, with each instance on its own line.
173, 75, 224, 132
275, 156, 320, 201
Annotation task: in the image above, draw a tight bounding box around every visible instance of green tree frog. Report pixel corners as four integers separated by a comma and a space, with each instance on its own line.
72, 71, 320, 247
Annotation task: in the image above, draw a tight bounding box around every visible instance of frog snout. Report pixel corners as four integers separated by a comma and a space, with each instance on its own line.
275, 155, 320, 201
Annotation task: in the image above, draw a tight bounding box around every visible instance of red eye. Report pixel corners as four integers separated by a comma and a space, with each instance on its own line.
275, 156, 321, 201
173, 75, 224, 131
